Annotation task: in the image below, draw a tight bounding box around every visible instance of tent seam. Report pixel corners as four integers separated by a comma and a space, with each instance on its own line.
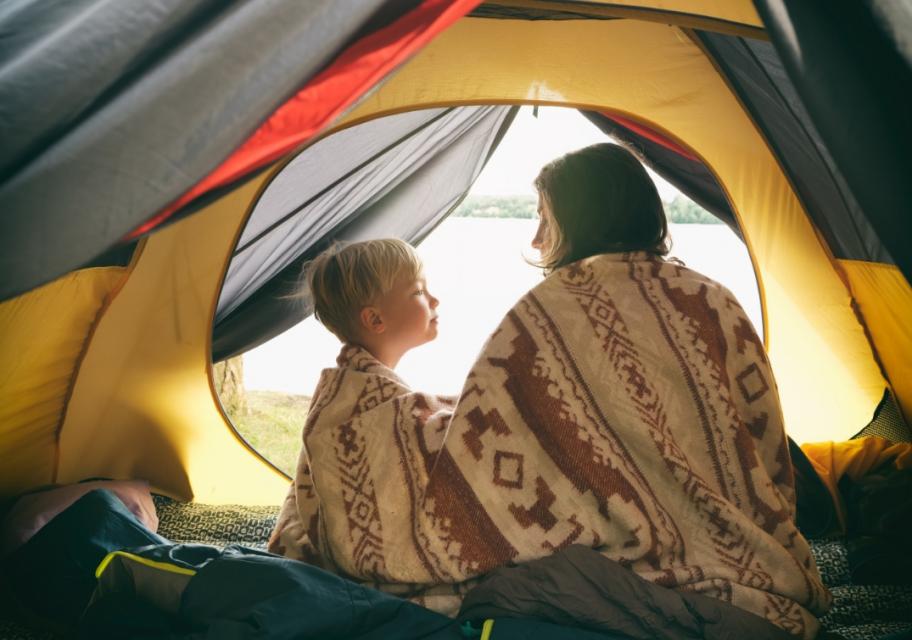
833, 259, 901, 409
51, 241, 148, 482
207, 158, 298, 483
475, 0, 768, 38
737, 37, 870, 261
682, 27, 800, 352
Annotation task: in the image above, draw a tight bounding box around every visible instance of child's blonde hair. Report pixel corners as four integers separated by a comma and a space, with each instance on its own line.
305, 238, 422, 343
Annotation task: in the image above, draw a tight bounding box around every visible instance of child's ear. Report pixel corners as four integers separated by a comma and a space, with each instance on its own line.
360, 307, 385, 334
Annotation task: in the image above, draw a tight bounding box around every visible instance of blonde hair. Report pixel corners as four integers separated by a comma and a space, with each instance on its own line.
304, 238, 422, 342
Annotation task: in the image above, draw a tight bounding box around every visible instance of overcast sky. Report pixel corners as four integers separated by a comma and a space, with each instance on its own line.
470, 106, 679, 202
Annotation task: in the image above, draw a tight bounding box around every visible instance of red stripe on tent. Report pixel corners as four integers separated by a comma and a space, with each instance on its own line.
602, 112, 699, 162
127, 0, 480, 240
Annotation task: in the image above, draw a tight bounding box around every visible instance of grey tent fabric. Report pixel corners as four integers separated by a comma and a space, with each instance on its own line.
749, 1, 912, 281
0, 0, 396, 301
696, 31, 894, 266
220, 109, 452, 319
212, 105, 518, 361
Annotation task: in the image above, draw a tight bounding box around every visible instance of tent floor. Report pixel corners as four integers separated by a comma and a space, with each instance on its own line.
1, 496, 909, 639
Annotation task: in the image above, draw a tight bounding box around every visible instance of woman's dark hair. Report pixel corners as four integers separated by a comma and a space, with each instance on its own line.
533, 142, 670, 270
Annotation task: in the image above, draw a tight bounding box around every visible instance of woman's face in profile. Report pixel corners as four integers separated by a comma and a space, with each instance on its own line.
532, 193, 554, 255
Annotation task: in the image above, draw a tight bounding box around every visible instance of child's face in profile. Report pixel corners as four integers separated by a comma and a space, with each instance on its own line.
375, 271, 439, 353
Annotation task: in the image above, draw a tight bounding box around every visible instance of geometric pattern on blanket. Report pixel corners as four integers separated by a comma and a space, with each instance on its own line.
153, 495, 279, 550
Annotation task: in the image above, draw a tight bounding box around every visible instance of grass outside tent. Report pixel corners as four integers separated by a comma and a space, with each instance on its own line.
228, 391, 309, 477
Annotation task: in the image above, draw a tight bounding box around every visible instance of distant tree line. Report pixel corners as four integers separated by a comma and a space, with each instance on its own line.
664, 195, 722, 224
452, 195, 537, 219
452, 194, 722, 224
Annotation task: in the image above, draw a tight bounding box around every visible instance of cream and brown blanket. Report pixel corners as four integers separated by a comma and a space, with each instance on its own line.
269, 252, 831, 638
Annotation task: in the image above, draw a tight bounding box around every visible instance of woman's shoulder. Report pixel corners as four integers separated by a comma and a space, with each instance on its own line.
653, 257, 740, 300
528, 252, 738, 305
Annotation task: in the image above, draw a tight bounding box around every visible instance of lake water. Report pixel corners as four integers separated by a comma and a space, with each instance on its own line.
243, 218, 761, 396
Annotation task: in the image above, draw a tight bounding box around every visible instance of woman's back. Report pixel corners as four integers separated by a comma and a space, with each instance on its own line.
429, 251, 830, 637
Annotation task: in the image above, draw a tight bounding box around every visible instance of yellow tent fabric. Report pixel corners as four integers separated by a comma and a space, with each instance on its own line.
0, 3, 908, 504
55, 171, 287, 504
839, 261, 912, 422
0, 268, 126, 495
801, 436, 912, 531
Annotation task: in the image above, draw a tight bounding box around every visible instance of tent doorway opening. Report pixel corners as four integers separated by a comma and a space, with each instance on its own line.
213, 106, 761, 477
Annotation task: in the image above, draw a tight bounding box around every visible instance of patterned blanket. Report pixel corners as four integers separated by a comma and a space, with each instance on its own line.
269, 252, 831, 638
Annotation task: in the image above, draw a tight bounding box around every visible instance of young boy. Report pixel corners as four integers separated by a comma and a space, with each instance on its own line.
305, 238, 439, 369
268, 238, 453, 585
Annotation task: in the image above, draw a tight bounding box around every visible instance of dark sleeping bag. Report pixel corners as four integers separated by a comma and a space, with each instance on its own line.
840, 463, 912, 585
81, 543, 638, 640
1, 488, 168, 631
81, 543, 459, 639
458, 545, 794, 640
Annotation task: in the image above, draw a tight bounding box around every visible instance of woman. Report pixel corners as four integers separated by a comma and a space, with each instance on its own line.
271, 143, 830, 638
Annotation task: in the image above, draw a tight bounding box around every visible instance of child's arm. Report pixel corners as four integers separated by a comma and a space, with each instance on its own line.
267, 452, 325, 566
268, 370, 339, 566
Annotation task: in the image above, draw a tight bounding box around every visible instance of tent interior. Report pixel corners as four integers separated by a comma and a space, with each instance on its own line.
1, 1, 911, 638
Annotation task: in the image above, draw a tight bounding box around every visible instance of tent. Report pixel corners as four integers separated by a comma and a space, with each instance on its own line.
1, 0, 910, 505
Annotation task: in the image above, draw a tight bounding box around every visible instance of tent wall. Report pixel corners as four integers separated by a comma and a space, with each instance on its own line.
0, 268, 126, 496
0, 0, 389, 301
336, 16, 886, 442
694, 32, 890, 266
840, 261, 912, 422
55, 171, 288, 504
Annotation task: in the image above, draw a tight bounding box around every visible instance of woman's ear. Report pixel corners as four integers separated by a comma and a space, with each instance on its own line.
360, 306, 386, 334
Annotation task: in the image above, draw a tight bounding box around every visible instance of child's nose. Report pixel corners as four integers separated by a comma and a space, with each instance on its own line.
429, 293, 439, 308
